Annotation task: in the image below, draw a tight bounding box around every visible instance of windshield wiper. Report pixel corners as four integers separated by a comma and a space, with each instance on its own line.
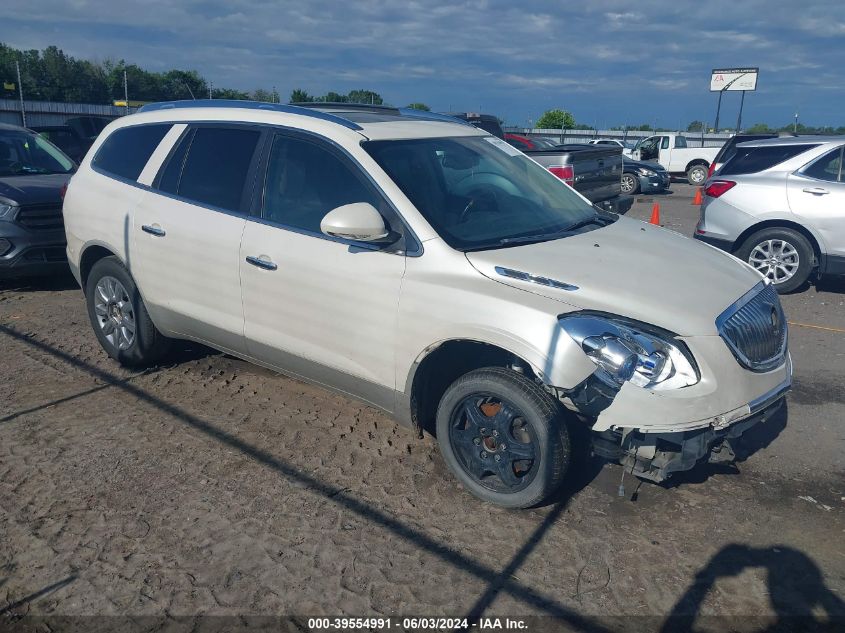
496, 215, 607, 247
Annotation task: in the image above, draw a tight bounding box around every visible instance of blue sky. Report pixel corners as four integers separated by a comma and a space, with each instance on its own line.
5, 0, 845, 128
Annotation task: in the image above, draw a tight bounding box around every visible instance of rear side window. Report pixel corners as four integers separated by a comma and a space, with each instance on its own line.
720, 144, 819, 176
802, 147, 844, 182
156, 126, 261, 212
674, 136, 688, 148
92, 124, 171, 180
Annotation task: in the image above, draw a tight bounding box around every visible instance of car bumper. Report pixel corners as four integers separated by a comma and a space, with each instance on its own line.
637, 172, 670, 192
0, 221, 68, 278
693, 232, 733, 252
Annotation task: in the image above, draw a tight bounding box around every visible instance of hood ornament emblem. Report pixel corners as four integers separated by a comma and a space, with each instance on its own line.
494, 266, 579, 291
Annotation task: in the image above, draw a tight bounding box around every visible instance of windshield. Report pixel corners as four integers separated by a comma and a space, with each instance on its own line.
0, 130, 75, 176
363, 135, 600, 251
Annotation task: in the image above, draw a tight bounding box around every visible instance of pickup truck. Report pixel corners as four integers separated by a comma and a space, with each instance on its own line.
630, 133, 719, 186
524, 143, 633, 214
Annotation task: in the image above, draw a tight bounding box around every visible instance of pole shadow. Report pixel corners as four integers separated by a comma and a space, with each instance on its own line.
661, 544, 845, 633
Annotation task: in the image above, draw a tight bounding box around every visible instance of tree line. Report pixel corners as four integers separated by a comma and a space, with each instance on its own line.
0, 42, 432, 110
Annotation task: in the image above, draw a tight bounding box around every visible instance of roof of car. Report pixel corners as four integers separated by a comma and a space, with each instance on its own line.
133, 99, 482, 141
736, 135, 844, 148
0, 122, 30, 132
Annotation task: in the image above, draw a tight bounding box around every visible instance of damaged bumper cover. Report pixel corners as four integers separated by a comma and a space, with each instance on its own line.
595, 377, 790, 482
564, 333, 793, 482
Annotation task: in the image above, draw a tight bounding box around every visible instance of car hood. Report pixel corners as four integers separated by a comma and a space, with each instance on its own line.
0, 173, 71, 206
623, 158, 665, 172
465, 216, 762, 336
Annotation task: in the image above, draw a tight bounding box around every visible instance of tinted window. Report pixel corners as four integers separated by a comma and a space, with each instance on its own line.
802, 147, 843, 182
262, 134, 381, 233
158, 129, 194, 194
720, 144, 819, 176
173, 127, 260, 211
93, 124, 170, 180
674, 136, 688, 148
713, 134, 777, 165
661, 137, 670, 149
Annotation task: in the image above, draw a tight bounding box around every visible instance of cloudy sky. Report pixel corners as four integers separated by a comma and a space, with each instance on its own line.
5, 0, 845, 128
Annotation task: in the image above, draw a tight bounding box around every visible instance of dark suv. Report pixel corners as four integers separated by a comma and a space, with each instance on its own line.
0, 123, 75, 278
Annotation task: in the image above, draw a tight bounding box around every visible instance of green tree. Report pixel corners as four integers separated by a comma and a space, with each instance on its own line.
323, 91, 348, 103
347, 89, 382, 105
251, 88, 275, 102
212, 87, 249, 100
289, 88, 313, 103
746, 123, 772, 133
407, 102, 430, 111
536, 109, 575, 130
687, 120, 704, 132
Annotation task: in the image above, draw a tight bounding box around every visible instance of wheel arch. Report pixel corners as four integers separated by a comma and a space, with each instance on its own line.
79, 242, 122, 292
403, 339, 545, 436
685, 158, 710, 173
733, 219, 823, 267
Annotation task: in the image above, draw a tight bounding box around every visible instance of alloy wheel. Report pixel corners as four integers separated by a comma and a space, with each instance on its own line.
93, 276, 136, 350
748, 239, 800, 284
621, 174, 636, 193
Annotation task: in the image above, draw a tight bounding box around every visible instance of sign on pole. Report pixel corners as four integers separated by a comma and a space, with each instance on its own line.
710, 68, 759, 92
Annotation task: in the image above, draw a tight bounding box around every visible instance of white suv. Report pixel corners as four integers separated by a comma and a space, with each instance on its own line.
64, 101, 791, 508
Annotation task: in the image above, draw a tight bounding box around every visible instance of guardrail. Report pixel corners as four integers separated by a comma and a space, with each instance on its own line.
0, 98, 138, 127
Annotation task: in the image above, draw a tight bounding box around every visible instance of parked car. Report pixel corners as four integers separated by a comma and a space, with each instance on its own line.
695, 136, 844, 293
0, 122, 75, 278
588, 139, 635, 156
631, 133, 719, 185
621, 157, 671, 194
445, 112, 505, 139
523, 143, 633, 214
707, 133, 779, 178
31, 125, 93, 163
504, 133, 559, 151
64, 100, 791, 507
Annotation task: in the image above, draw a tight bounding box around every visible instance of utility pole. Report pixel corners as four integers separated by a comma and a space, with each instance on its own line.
793, 112, 799, 133
209, 81, 213, 99
735, 91, 746, 132
15, 60, 25, 127
123, 70, 129, 115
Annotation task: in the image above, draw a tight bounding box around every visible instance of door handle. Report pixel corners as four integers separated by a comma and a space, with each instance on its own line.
802, 187, 830, 195
141, 224, 166, 237
245, 255, 277, 271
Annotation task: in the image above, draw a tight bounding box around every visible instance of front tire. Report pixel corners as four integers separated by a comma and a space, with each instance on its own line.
85, 256, 170, 366
436, 367, 570, 508
735, 227, 814, 294
687, 163, 708, 185
621, 173, 640, 194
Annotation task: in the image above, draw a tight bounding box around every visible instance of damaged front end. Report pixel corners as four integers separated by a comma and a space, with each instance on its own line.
556, 310, 791, 483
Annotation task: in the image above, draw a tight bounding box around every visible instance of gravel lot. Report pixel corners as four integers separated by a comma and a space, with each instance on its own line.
1, 183, 843, 631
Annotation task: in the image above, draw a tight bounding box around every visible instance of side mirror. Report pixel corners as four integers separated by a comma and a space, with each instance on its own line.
320, 202, 390, 242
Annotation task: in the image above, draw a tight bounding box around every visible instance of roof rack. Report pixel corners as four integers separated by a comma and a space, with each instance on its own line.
294, 102, 401, 115
136, 99, 473, 131
136, 99, 363, 131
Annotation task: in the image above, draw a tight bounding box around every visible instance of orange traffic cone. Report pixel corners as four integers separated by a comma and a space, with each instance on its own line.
649, 202, 661, 225
692, 188, 703, 205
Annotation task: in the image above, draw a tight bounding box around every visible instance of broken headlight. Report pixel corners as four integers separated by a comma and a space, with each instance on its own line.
559, 314, 699, 391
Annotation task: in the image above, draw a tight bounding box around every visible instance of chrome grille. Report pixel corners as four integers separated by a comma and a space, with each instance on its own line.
716, 282, 787, 372
16, 204, 64, 231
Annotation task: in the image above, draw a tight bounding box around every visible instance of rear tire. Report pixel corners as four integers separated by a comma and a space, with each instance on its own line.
621, 173, 640, 194
735, 227, 814, 294
436, 367, 570, 508
85, 256, 170, 366
687, 163, 708, 185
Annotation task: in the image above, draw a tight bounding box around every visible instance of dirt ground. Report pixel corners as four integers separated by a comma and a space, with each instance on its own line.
1, 184, 844, 632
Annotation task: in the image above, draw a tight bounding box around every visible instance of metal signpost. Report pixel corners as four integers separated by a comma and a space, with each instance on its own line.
710, 68, 758, 132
